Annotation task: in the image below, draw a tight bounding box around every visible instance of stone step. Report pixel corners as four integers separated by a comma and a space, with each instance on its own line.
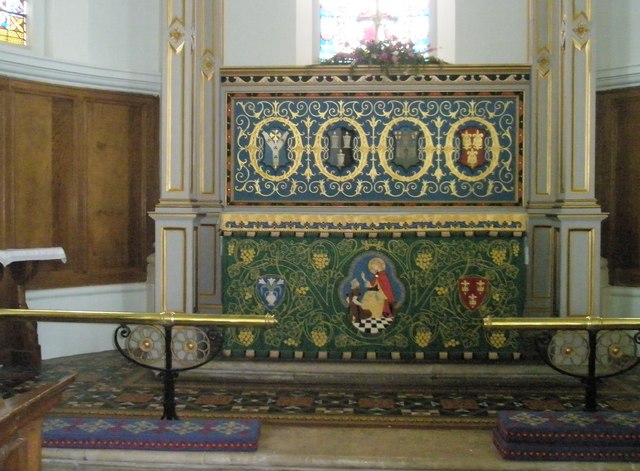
183, 358, 561, 385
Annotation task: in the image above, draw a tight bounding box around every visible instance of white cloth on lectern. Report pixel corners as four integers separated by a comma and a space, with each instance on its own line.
0, 247, 67, 267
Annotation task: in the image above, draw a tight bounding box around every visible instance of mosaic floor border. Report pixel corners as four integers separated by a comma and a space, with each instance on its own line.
4, 351, 640, 430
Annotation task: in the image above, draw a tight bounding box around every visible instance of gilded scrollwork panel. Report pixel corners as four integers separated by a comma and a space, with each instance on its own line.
227, 92, 523, 205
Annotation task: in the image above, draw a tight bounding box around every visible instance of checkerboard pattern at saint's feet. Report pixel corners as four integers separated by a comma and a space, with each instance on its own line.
352, 317, 393, 334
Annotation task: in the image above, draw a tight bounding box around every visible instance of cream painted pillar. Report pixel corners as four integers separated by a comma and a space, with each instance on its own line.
528, 0, 605, 317
152, 0, 223, 313
527, 1, 564, 316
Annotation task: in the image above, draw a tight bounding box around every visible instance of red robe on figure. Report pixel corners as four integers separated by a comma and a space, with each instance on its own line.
370, 271, 394, 318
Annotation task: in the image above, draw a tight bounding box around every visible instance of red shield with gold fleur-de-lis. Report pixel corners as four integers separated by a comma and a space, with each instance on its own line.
457, 276, 490, 312
458, 126, 487, 170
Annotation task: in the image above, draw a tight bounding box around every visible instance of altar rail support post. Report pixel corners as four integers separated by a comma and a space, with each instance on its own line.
0, 309, 277, 419
483, 315, 640, 411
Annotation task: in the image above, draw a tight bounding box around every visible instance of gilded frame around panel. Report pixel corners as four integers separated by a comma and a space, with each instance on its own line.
222, 71, 528, 206
161, 227, 188, 313
566, 227, 595, 317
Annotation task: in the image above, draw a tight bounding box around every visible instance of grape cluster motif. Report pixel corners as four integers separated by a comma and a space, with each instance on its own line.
311, 251, 329, 270
490, 247, 507, 265
414, 328, 433, 348
237, 329, 255, 346
240, 248, 256, 263
415, 251, 433, 270
311, 328, 328, 347
489, 331, 507, 349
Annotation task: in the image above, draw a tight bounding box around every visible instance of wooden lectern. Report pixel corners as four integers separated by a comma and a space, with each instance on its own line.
0, 248, 67, 368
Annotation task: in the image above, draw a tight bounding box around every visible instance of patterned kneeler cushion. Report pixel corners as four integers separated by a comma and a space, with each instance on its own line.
493, 411, 640, 461
42, 417, 261, 452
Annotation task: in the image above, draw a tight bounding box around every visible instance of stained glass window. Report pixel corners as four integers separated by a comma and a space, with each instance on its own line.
319, 0, 431, 62
0, 0, 26, 45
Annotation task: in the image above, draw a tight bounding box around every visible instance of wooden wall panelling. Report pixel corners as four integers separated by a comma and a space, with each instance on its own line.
0, 76, 159, 289
596, 87, 640, 286
84, 95, 157, 284
10, 83, 79, 284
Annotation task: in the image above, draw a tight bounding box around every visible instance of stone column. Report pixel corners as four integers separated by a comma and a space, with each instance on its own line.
151, 0, 223, 313
528, 0, 605, 317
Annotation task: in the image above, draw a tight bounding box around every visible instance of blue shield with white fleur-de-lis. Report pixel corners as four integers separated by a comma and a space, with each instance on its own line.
256, 276, 286, 311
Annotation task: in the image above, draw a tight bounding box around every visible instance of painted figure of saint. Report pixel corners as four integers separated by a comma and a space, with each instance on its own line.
360, 257, 395, 319
346, 278, 372, 322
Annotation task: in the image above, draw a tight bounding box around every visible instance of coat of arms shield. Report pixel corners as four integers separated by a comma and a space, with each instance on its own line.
458, 126, 487, 170
257, 276, 286, 310
457, 276, 490, 312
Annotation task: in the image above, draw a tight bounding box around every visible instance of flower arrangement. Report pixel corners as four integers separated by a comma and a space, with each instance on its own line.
321, 37, 446, 74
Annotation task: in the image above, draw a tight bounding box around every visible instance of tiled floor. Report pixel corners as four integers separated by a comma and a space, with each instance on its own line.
14, 351, 640, 428
4, 351, 640, 470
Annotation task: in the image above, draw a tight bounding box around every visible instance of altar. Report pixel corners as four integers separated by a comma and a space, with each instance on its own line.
151, 2, 604, 366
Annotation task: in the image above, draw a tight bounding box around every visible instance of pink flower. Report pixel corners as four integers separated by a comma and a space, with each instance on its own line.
322, 39, 444, 68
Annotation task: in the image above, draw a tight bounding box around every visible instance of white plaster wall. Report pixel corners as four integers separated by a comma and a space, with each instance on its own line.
224, 0, 298, 66
602, 286, 640, 318
224, 0, 529, 66
441, 0, 529, 64
0, 0, 161, 94
26, 283, 148, 359
42, 0, 160, 73
594, 0, 640, 90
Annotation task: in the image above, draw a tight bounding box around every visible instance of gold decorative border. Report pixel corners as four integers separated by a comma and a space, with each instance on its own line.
220, 212, 527, 234
221, 65, 532, 87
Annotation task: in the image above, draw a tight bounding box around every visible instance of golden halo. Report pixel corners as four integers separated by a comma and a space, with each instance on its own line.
368, 257, 386, 273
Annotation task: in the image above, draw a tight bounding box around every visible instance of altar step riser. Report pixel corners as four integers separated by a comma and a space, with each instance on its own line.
184, 360, 557, 385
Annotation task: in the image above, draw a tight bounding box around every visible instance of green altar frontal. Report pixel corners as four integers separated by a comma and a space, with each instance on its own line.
221, 213, 526, 361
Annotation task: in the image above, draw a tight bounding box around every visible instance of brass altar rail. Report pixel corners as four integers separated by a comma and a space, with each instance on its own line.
0, 309, 276, 327
0, 308, 276, 420
483, 315, 640, 331
483, 315, 640, 412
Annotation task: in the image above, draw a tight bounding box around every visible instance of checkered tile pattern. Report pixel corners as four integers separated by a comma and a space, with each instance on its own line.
352, 317, 393, 334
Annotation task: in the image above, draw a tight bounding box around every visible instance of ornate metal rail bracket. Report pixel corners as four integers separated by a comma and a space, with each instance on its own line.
0, 308, 277, 421
114, 324, 223, 420
484, 316, 640, 411
535, 329, 640, 411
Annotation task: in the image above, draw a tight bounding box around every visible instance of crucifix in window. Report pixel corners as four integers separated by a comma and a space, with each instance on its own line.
357, 0, 398, 42
319, 0, 432, 62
